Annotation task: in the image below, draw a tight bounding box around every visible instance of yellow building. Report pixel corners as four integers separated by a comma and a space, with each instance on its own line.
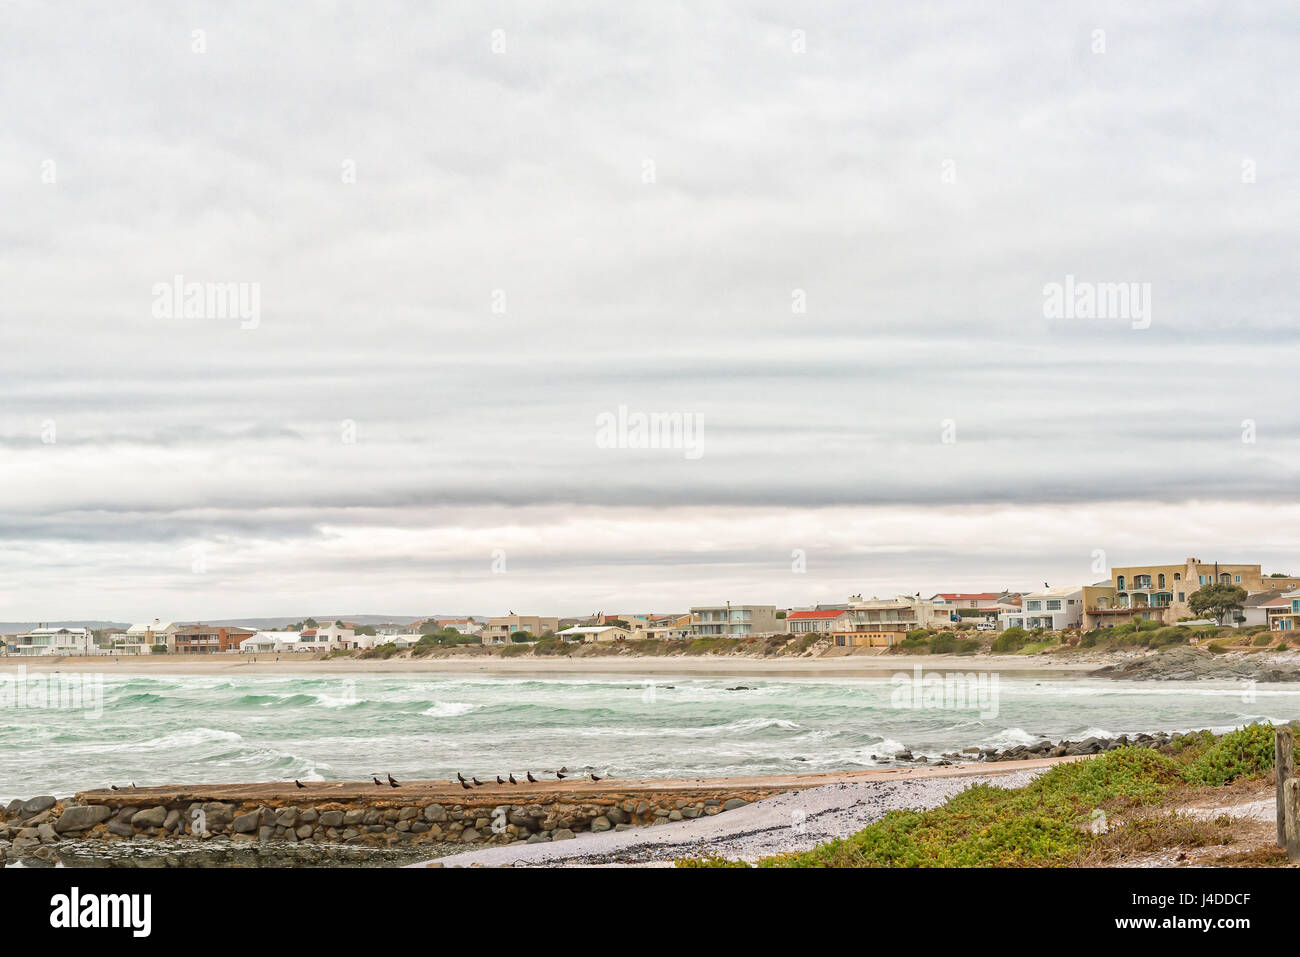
1082, 558, 1294, 629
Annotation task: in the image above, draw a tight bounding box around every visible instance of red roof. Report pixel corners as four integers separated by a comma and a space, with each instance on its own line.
785, 610, 847, 620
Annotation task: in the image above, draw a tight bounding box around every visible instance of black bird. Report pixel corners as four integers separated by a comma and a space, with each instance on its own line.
110, 785, 119, 791
496, 776, 505, 785
388, 774, 400, 788
373, 776, 383, 786
472, 777, 484, 787
295, 779, 305, 789
130, 782, 137, 790
457, 772, 467, 783
508, 774, 518, 785
556, 771, 566, 779
460, 780, 472, 790
590, 773, 603, 782
526, 771, 537, 783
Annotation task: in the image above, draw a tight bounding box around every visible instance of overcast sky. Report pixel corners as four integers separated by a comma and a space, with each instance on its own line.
2, 2, 1298, 621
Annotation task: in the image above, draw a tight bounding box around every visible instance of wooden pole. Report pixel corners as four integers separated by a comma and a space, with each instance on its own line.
1277, 726, 1295, 847
1286, 778, 1300, 863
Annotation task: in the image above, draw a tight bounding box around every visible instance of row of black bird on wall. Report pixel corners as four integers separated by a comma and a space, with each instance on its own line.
287, 768, 606, 790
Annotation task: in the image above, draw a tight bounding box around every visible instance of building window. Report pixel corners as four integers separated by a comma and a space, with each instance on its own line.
1158, 574, 1166, 588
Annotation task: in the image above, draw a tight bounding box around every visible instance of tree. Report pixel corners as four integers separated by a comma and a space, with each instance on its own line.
1188, 583, 1248, 624
510, 630, 534, 643
775, 611, 787, 619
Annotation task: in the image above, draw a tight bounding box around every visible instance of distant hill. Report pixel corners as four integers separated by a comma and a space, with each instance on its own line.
0, 615, 486, 634
193, 614, 484, 629
0, 621, 130, 633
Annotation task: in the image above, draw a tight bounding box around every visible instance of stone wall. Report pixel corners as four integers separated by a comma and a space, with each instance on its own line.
0, 787, 772, 864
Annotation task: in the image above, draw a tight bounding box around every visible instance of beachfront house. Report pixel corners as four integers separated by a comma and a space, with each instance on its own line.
784, 609, 847, 634
929, 592, 1003, 612
114, 619, 181, 654
643, 614, 692, 639
688, 604, 781, 638
9, 625, 99, 657
556, 625, 632, 643
1080, 558, 1298, 629
829, 595, 952, 648
999, 586, 1083, 631
482, 615, 560, 645
172, 624, 256, 654
239, 630, 301, 654
1269, 591, 1300, 633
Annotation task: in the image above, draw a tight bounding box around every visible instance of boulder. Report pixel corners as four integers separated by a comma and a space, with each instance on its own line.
423, 803, 447, 823
722, 798, 749, 811
552, 828, 576, 841
318, 810, 344, 827
37, 823, 60, 843
590, 815, 612, 832
20, 796, 57, 817
107, 821, 135, 838
231, 811, 260, 834
54, 805, 112, 833
131, 806, 168, 828
460, 827, 481, 843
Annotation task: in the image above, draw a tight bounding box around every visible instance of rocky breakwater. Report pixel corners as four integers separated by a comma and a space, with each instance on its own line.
882, 729, 1192, 767
1090, 645, 1300, 682
0, 781, 777, 864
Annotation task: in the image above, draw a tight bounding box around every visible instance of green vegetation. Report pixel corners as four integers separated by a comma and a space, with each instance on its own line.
991, 626, 1027, 653
1188, 583, 1249, 625
509, 630, 534, 643
678, 726, 1280, 868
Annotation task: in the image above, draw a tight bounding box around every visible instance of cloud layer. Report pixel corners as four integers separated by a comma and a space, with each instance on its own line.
1, 2, 1296, 618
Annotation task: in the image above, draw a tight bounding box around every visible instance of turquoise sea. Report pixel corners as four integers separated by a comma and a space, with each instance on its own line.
3, 671, 1299, 800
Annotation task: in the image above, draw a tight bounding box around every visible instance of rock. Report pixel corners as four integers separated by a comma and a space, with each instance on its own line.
131, 806, 168, 828
107, 821, 135, 838
54, 805, 112, 833
552, 828, 576, 841
460, 827, 482, 843
20, 796, 57, 816
258, 825, 274, 842
37, 823, 60, 843
163, 809, 183, 833
668, 810, 683, 821
231, 811, 260, 834
276, 808, 300, 827
424, 804, 447, 823
398, 806, 418, 821
343, 809, 365, 826
722, 798, 749, 811
590, 816, 612, 832
526, 833, 548, 843
298, 808, 319, 823
5, 799, 24, 817
296, 824, 314, 839
319, 810, 344, 827
606, 807, 628, 825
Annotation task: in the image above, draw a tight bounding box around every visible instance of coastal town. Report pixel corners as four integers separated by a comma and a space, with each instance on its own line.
8, 557, 1300, 658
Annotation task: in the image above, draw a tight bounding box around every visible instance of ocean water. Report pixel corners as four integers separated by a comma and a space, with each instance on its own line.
3, 671, 1299, 800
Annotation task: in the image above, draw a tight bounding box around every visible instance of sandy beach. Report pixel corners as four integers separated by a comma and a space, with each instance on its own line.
0, 651, 1108, 678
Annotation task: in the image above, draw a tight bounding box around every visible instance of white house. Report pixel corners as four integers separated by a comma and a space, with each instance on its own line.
556, 625, 632, 643
239, 630, 301, 653
9, 626, 99, 657
999, 587, 1084, 631
114, 620, 180, 654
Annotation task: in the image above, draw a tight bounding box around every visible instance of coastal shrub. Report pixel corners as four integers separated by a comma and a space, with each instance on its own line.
1181, 724, 1275, 786
1148, 626, 1190, 648
1278, 643, 1289, 652
954, 640, 978, 655
509, 631, 534, 643
1252, 633, 1272, 646
927, 633, 959, 654
991, 627, 1027, 653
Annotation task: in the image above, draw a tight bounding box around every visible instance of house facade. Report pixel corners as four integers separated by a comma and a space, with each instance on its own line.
784, 609, 847, 634
689, 605, 781, 638
9, 626, 98, 657
173, 625, 256, 654
482, 615, 560, 645
114, 620, 180, 654
1082, 559, 1297, 629
557, 625, 633, 643
999, 587, 1084, 631
830, 595, 952, 647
